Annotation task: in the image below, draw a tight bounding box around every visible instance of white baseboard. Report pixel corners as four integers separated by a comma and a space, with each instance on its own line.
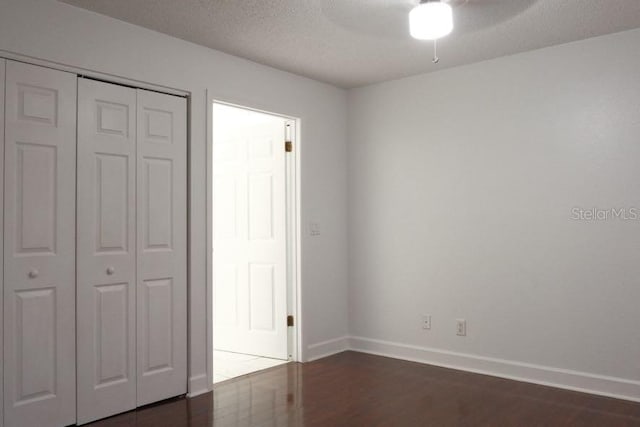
306, 336, 349, 362
348, 336, 640, 403
188, 373, 210, 398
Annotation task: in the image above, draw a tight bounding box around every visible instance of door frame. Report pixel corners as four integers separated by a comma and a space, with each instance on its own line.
206, 94, 302, 378
0, 58, 5, 427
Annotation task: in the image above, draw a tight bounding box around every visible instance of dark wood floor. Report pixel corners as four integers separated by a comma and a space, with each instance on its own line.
86, 351, 640, 426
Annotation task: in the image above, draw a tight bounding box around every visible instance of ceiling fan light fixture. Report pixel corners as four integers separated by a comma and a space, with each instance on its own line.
409, 1, 453, 40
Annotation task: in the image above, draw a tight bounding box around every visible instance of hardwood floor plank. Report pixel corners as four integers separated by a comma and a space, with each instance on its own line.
86, 351, 640, 426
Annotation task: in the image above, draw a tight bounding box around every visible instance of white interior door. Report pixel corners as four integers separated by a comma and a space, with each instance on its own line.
136, 89, 187, 406
212, 105, 288, 360
3, 61, 76, 427
76, 78, 137, 425
0, 57, 5, 427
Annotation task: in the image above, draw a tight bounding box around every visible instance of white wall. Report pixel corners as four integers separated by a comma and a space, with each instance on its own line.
348, 28, 640, 400
0, 0, 349, 394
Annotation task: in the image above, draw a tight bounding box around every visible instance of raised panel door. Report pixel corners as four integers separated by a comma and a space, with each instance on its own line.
136, 89, 187, 406
212, 104, 288, 360
76, 78, 137, 424
3, 60, 76, 427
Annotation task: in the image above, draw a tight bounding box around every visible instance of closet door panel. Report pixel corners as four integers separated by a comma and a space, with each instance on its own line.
136, 89, 187, 405
0, 58, 4, 427
3, 61, 76, 427
77, 79, 137, 425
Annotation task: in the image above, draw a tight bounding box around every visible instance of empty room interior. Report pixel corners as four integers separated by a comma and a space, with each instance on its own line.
0, 0, 640, 426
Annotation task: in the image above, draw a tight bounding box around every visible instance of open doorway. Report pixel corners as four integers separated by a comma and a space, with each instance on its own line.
211, 102, 299, 384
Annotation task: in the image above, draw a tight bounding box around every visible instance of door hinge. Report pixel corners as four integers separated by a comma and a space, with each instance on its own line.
285, 140, 293, 153
287, 315, 294, 327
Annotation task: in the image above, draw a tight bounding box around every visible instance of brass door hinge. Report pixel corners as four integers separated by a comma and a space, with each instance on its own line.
285, 140, 293, 153
287, 315, 294, 327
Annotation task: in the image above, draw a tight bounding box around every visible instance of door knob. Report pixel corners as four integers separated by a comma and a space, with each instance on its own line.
106, 266, 115, 275
28, 269, 39, 279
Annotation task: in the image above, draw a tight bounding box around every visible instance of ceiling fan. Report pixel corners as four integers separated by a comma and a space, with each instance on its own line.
409, 0, 459, 63
321, 0, 538, 63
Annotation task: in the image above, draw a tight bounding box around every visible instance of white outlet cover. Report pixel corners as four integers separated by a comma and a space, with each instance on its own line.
422, 315, 431, 330
456, 319, 467, 336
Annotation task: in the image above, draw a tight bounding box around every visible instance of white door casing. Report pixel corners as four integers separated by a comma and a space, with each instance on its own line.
3, 61, 77, 427
76, 78, 137, 425
0, 58, 5, 427
136, 89, 187, 406
212, 105, 288, 360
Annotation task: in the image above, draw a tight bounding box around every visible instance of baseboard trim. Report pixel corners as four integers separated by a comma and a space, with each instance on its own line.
349, 336, 640, 403
187, 373, 210, 398
306, 336, 349, 362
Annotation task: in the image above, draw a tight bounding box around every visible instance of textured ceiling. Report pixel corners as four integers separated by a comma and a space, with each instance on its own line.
60, 0, 640, 88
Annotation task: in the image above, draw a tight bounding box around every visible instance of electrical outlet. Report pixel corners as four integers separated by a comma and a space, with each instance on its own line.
422, 315, 431, 330
456, 319, 466, 336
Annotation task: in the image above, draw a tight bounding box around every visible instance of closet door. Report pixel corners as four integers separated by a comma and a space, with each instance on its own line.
136, 89, 187, 405
0, 58, 5, 427
76, 79, 137, 424
3, 61, 76, 427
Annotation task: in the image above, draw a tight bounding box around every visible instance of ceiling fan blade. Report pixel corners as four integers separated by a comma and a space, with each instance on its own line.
321, 0, 416, 40
450, 0, 539, 34
446, 0, 515, 6
320, 0, 539, 40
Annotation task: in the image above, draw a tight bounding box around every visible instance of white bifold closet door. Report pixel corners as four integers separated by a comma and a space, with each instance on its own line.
76, 78, 137, 424
135, 89, 187, 406
3, 61, 77, 427
76, 79, 187, 424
